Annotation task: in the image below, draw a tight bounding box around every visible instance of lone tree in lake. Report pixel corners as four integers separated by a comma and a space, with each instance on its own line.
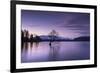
49, 30, 59, 41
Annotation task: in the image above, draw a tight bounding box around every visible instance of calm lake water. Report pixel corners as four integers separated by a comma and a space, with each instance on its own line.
21, 41, 90, 63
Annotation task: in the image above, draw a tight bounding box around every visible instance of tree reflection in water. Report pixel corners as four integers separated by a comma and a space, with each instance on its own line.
22, 41, 39, 51
23, 42, 29, 51
21, 41, 61, 62
33, 42, 39, 50
49, 41, 61, 61
30, 42, 33, 49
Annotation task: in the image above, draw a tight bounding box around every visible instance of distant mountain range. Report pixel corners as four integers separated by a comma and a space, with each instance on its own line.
73, 36, 90, 41
39, 35, 90, 41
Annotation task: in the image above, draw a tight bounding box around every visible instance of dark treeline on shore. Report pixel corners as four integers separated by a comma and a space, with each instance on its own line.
21, 29, 90, 42
21, 30, 41, 42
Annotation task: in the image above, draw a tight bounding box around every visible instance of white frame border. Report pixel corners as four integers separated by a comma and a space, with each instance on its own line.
16, 4, 95, 69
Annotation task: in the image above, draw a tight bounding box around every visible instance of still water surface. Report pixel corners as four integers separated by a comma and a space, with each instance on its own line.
21, 42, 90, 63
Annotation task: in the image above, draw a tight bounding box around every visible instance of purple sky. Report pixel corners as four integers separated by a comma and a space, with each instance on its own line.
21, 10, 90, 39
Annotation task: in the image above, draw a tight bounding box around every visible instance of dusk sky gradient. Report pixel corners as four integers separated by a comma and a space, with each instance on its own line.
21, 10, 90, 39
